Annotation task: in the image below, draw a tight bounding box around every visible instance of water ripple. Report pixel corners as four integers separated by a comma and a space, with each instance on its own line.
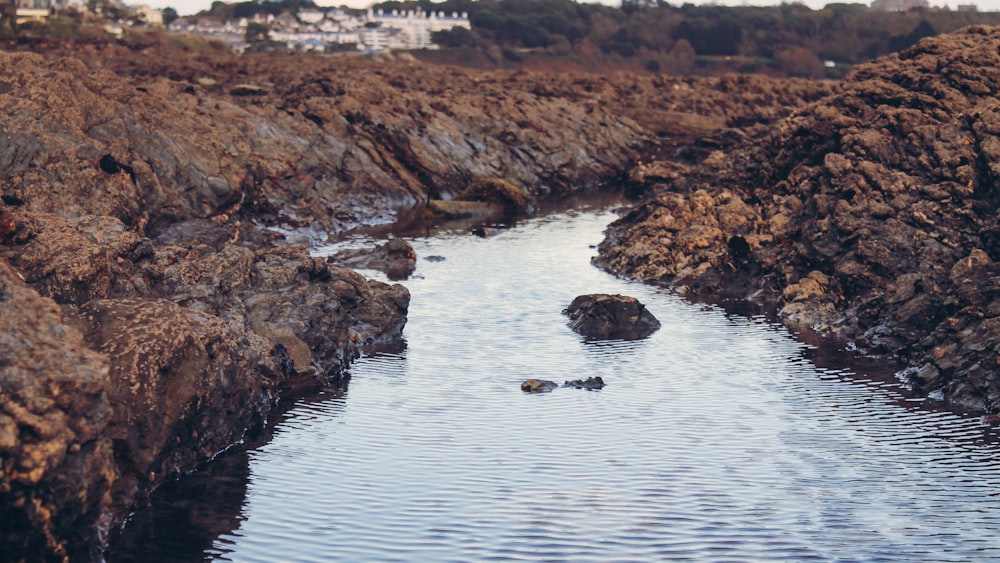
123, 206, 1000, 562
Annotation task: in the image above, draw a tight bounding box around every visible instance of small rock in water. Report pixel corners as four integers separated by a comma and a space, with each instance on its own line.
521, 379, 558, 393
563, 294, 660, 340
563, 376, 605, 390
424, 255, 446, 262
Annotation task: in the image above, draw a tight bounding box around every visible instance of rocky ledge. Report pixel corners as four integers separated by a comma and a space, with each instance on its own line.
596, 26, 1000, 413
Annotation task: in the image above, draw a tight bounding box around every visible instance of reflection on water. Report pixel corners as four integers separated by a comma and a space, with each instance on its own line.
109, 199, 1000, 562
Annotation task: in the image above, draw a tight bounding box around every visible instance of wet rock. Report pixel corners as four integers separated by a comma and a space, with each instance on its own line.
425, 200, 504, 220
564, 294, 660, 340
597, 26, 1000, 412
521, 379, 558, 393
328, 238, 417, 281
65, 297, 289, 523
453, 177, 535, 215
563, 376, 606, 390
3, 207, 409, 554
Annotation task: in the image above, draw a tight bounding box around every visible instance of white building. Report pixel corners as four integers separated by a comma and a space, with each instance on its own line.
358, 26, 388, 51
132, 4, 163, 26
366, 8, 471, 50
298, 9, 324, 24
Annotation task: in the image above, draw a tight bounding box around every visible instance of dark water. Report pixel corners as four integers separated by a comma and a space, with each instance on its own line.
109, 202, 1000, 562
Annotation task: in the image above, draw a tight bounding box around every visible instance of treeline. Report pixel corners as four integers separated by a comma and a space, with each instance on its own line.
377, 0, 1000, 75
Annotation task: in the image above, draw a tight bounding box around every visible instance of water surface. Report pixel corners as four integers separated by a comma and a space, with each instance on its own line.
111, 202, 1000, 562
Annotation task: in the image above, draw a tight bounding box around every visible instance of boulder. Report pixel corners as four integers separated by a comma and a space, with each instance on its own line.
564, 294, 660, 340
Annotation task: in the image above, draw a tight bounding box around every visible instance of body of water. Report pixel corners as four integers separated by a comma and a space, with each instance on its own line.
109, 201, 1000, 562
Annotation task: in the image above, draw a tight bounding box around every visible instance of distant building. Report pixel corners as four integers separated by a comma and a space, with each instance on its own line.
298, 9, 324, 25
870, 0, 929, 10
956, 3, 978, 11
366, 8, 471, 50
132, 4, 163, 27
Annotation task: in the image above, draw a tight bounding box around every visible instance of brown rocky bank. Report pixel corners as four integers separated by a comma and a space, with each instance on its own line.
597, 26, 1000, 413
0, 38, 831, 560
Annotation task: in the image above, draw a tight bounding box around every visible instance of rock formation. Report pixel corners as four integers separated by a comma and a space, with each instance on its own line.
0, 32, 831, 560
597, 26, 1000, 412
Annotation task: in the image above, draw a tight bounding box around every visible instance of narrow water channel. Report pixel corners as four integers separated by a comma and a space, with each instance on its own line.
110, 200, 1000, 562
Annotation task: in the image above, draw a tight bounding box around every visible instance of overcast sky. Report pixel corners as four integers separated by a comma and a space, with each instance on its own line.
136, 0, 1000, 17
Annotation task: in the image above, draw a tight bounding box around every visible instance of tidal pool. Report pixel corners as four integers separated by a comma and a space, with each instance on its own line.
109, 200, 1000, 562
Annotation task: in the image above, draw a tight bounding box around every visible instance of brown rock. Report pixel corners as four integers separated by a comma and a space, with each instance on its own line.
0, 261, 114, 562
597, 26, 1000, 411
564, 294, 660, 340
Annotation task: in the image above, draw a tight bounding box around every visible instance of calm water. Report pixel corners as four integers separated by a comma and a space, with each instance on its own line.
110, 202, 1000, 562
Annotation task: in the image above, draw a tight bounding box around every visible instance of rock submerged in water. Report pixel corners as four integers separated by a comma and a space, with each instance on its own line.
563, 376, 606, 390
521, 379, 559, 393
563, 294, 660, 340
521, 377, 606, 392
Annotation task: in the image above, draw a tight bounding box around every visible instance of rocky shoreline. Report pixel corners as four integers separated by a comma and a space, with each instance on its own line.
3, 26, 996, 560
0, 37, 828, 560
596, 26, 1000, 414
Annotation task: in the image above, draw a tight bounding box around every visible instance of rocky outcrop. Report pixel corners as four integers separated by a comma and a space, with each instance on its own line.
564, 294, 661, 341
0, 50, 652, 236
0, 34, 832, 560
0, 261, 113, 562
1, 209, 409, 559
597, 26, 1000, 412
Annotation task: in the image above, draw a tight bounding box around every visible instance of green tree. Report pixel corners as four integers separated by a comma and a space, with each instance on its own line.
664, 38, 695, 74
161, 6, 178, 25
245, 21, 270, 42
432, 25, 479, 47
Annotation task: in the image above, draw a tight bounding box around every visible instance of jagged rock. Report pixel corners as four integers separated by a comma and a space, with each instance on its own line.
0, 261, 114, 562
597, 26, 1000, 412
564, 294, 660, 340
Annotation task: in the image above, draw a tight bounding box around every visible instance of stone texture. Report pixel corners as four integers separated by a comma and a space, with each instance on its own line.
597, 26, 1000, 412
564, 294, 661, 340
0, 261, 114, 562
